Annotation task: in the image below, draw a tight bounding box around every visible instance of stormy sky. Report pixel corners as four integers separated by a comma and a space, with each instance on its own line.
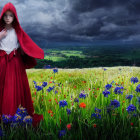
0, 0, 140, 46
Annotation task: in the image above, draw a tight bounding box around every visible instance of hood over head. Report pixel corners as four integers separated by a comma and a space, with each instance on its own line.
0, 2, 44, 68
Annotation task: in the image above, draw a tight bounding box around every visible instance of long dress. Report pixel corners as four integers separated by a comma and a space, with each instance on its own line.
0, 27, 43, 127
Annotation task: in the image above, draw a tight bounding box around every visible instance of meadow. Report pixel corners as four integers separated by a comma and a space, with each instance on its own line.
1, 66, 140, 139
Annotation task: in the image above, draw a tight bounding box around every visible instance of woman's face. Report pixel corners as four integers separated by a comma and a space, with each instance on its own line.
3, 10, 14, 25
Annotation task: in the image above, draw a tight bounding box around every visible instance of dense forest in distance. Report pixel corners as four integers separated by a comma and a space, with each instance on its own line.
34, 44, 140, 69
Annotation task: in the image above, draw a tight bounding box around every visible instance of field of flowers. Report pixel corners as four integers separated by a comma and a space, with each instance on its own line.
1, 66, 140, 139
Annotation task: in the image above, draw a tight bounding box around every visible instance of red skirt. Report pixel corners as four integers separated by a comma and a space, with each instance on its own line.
0, 48, 43, 127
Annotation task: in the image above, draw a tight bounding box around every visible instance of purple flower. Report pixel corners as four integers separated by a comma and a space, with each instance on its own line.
110, 99, 120, 108
135, 84, 140, 92
66, 108, 71, 115
79, 93, 87, 99
102, 89, 110, 97
58, 130, 66, 137
74, 98, 79, 103
126, 104, 136, 113
114, 86, 123, 95
53, 68, 58, 73
42, 82, 47, 87
35, 85, 43, 91
105, 84, 112, 90
125, 95, 133, 101
95, 107, 101, 114
46, 86, 55, 92
91, 113, 101, 119
59, 100, 68, 107
131, 77, 139, 84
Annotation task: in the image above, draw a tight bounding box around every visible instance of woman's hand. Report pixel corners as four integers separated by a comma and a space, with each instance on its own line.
0, 28, 7, 40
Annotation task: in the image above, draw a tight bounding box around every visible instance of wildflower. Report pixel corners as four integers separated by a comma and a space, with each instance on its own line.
126, 104, 136, 113
102, 89, 110, 97
131, 77, 139, 84
23, 115, 32, 125
79, 102, 86, 108
93, 123, 97, 128
46, 86, 55, 92
135, 84, 140, 92
105, 84, 112, 90
74, 98, 79, 103
110, 99, 120, 108
91, 113, 101, 119
79, 93, 87, 99
53, 68, 58, 73
2, 115, 13, 124
66, 124, 71, 130
48, 110, 53, 114
55, 90, 58, 94
58, 130, 66, 138
131, 122, 134, 126
95, 107, 101, 114
59, 100, 68, 108
42, 82, 47, 87
35, 85, 43, 91
114, 86, 123, 94
125, 95, 133, 101
66, 108, 71, 115
111, 81, 115, 84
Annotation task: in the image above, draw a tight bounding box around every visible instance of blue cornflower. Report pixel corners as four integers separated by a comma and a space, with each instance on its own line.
110, 99, 120, 108
42, 82, 47, 87
131, 77, 139, 84
33, 80, 37, 85
35, 85, 43, 91
135, 84, 140, 92
74, 98, 79, 103
126, 104, 136, 113
105, 84, 112, 90
59, 100, 68, 107
66, 108, 71, 115
46, 86, 55, 92
55, 90, 58, 94
91, 113, 101, 119
102, 89, 110, 97
104, 68, 107, 71
11, 114, 23, 123
111, 81, 115, 84
53, 68, 58, 73
16, 107, 28, 119
114, 86, 123, 94
125, 95, 133, 101
23, 115, 32, 125
79, 93, 87, 99
2, 115, 13, 124
58, 130, 66, 138
95, 107, 101, 114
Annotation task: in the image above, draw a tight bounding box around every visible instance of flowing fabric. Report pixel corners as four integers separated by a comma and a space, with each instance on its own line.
0, 2, 44, 127
0, 48, 44, 127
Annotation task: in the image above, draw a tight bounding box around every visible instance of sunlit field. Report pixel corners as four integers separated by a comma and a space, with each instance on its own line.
1, 66, 140, 139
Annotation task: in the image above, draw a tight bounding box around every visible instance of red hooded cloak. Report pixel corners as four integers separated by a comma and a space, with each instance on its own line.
0, 2, 44, 69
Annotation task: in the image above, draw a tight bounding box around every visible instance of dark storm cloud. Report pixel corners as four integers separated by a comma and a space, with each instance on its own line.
0, 0, 140, 43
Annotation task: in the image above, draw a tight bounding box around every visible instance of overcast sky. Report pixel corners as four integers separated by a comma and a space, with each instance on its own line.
0, 0, 140, 45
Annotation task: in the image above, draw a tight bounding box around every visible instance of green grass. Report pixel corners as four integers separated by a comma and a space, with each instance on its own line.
1, 66, 140, 139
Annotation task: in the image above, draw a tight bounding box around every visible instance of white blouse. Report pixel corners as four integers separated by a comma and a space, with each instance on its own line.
0, 27, 20, 55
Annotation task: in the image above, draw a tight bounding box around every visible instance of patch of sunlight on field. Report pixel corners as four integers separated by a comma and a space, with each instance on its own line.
44, 56, 66, 61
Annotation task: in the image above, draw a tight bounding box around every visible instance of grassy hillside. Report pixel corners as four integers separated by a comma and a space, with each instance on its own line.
1, 66, 140, 139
